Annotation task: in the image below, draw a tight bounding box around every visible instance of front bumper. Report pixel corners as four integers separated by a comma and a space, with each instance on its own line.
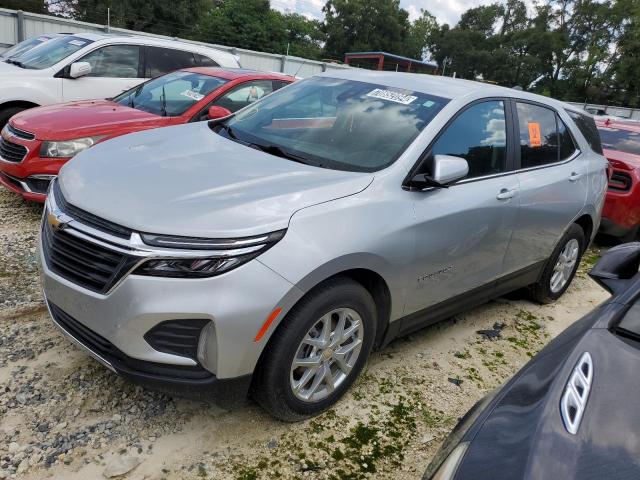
0, 139, 67, 203
45, 298, 252, 406
39, 189, 304, 401
599, 216, 635, 238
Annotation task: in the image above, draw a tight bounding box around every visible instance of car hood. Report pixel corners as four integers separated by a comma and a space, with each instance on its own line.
450, 301, 640, 479
0, 61, 51, 77
11, 100, 168, 140
59, 122, 374, 238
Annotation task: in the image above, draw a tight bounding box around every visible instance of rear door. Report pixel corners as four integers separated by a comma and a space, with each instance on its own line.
503, 100, 588, 276
406, 98, 520, 313
62, 44, 143, 101
144, 46, 198, 78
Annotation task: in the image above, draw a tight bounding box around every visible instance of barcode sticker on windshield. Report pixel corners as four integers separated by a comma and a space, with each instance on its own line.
68, 40, 87, 46
180, 90, 205, 101
366, 89, 417, 105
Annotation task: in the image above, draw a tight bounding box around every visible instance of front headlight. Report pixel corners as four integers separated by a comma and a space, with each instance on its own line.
133, 230, 285, 278
40, 136, 106, 158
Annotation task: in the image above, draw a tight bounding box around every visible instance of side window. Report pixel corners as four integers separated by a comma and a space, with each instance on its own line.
146, 47, 197, 77
431, 100, 507, 179
194, 53, 219, 67
274, 80, 291, 91
78, 45, 140, 78
516, 102, 560, 168
568, 111, 603, 154
212, 80, 274, 112
558, 117, 577, 160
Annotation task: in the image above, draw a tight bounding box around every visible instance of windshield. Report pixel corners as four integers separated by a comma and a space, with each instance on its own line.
2, 35, 56, 59
113, 71, 227, 117
219, 77, 448, 172
14, 35, 93, 69
598, 127, 640, 156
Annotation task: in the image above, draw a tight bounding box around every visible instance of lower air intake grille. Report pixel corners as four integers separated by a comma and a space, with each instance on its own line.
144, 319, 210, 360
49, 302, 212, 380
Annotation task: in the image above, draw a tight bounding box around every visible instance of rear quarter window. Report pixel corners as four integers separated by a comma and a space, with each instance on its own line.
568, 110, 603, 155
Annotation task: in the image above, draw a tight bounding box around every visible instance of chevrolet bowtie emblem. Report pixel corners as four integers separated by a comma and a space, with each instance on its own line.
47, 209, 71, 230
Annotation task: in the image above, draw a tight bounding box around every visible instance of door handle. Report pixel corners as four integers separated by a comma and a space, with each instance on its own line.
569, 172, 582, 182
496, 188, 516, 200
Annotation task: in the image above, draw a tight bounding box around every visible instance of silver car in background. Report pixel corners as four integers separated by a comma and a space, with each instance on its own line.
39, 70, 608, 420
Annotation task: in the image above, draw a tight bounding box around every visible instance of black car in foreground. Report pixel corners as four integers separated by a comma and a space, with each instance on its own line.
425, 242, 640, 480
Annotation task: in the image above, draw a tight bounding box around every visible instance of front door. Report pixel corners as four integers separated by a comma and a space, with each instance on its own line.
406, 99, 520, 314
62, 44, 144, 101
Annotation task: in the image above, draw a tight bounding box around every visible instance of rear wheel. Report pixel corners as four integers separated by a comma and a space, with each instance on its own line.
253, 277, 376, 421
530, 224, 585, 303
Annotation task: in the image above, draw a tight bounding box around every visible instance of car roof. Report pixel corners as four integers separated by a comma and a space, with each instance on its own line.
317, 69, 570, 108
183, 67, 294, 81
70, 32, 238, 63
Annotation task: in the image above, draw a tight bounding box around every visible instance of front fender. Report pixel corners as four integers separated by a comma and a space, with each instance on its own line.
0, 79, 61, 107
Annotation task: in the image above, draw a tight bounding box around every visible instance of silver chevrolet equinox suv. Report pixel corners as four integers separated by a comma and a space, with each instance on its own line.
39, 70, 608, 420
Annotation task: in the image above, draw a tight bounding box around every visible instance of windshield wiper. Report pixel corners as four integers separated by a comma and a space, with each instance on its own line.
220, 123, 238, 140
249, 143, 316, 166
159, 85, 167, 117
5, 59, 25, 68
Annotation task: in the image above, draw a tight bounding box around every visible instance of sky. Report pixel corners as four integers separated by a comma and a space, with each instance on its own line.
269, 0, 523, 26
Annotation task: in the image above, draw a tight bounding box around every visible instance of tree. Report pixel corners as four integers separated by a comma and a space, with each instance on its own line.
197, 0, 323, 58
54, 0, 209, 38
322, 0, 413, 60
0, 0, 47, 13
406, 9, 439, 60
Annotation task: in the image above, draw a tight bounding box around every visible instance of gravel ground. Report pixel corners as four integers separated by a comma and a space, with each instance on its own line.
0, 186, 610, 480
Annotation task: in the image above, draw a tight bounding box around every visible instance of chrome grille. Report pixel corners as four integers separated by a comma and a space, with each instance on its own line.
560, 352, 593, 435
41, 219, 136, 293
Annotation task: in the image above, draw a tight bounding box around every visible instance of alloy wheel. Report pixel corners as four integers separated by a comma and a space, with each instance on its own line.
290, 308, 364, 403
550, 238, 580, 293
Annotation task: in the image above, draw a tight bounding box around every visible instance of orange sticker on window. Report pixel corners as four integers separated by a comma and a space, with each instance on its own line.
528, 122, 542, 147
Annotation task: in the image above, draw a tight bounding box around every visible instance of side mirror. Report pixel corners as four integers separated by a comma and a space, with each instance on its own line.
589, 242, 640, 294
406, 154, 469, 191
207, 105, 232, 120
69, 61, 91, 79
432, 154, 469, 184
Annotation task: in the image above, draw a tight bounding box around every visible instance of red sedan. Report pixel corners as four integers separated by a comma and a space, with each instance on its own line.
597, 118, 640, 241
0, 68, 294, 202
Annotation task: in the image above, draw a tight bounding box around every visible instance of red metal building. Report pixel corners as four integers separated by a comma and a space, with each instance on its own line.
344, 51, 438, 74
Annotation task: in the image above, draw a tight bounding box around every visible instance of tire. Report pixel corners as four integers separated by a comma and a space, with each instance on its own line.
530, 223, 585, 304
252, 277, 377, 422
0, 106, 28, 129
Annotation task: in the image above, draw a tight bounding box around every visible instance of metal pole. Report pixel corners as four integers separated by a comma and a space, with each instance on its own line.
107, 8, 110, 32
16, 10, 25, 42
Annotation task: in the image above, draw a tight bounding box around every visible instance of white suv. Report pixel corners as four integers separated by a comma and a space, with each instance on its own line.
0, 32, 240, 126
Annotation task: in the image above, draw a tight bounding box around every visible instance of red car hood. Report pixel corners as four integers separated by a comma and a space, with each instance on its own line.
10, 100, 170, 140
604, 148, 640, 171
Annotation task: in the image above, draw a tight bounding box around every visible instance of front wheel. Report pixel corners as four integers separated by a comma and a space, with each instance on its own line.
252, 277, 377, 421
0, 106, 28, 129
530, 224, 585, 304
